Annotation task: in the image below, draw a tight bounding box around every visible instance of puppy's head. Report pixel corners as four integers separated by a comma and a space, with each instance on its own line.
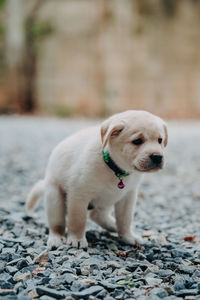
101, 110, 168, 173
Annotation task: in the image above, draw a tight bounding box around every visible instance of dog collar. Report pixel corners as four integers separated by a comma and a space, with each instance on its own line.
102, 150, 129, 189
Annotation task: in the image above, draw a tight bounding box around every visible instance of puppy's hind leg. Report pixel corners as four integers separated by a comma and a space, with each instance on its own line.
67, 191, 91, 249
90, 206, 117, 232
45, 183, 66, 249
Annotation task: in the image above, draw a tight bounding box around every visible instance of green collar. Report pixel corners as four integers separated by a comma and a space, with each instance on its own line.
102, 150, 129, 189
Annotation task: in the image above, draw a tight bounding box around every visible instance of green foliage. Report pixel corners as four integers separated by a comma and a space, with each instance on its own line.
0, 22, 5, 77
0, 1, 5, 40
0, 23, 4, 36
27, 20, 54, 40
116, 277, 136, 288
53, 106, 74, 118
0, 0, 6, 9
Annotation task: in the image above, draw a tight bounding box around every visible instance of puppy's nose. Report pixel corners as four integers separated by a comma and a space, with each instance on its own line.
150, 153, 163, 165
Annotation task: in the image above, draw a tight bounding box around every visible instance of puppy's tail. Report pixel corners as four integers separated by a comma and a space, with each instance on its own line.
26, 180, 45, 212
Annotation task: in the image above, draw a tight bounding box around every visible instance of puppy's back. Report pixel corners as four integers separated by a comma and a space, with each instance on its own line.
45, 126, 101, 183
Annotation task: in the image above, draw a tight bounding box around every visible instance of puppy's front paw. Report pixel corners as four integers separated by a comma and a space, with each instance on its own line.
120, 232, 144, 246
47, 234, 64, 249
67, 234, 88, 249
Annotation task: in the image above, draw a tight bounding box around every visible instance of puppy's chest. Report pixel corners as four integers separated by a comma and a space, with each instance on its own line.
91, 175, 141, 207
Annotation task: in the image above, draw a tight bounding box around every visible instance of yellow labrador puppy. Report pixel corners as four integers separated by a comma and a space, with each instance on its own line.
26, 110, 168, 249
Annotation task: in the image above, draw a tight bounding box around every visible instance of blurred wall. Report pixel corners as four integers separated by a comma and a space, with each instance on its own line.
1, 0, 200, 118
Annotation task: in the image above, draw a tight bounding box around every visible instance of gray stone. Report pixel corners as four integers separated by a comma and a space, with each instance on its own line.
103, 267, 113, 276
71, 280, 88, 292
7, 258, 24, 266
0, 243, 4, 252
55, 255, 70, 265
163, 297, 180, 300
80, 258, 102, 270
92, 269, 99, 276
16, 259, 29, 270
171, 249, 192, 259
0, 280, 14, 289
34, 250, 49, 264
176, 289, 198, 297
6, 265, 18, 275
111, 288, 124, 300
20, 265, 37, 274
155, 269, 174, 278
146, 250, 155, 262
37, 277, 51, 285
21, 240, 35, 248
193, 256, 200, 263
0, 253, 12, 262
99, 280, 119, 291
178, 265, 195, 275
174, 278, 185, 290
96, 289, 108, 299
62, 273, 75, 285
145, 277, 163, 286
126, 262, 149, 272
13, 271, 32, 282
0, 260, 5, 271
106, 261, 121, 269
59, 267, 74, 275
149, 287, 168, 298
0, 272, 12, 282
2, 247, 16, 255
18, 296, 31, 300
36, 286, 69, 299
0, 288, 15, 296
81, 265, 90, 276
77, 252, 90, 260
48, 277, 63, 288
39, 296, 57, 300
72, 286, 104, 299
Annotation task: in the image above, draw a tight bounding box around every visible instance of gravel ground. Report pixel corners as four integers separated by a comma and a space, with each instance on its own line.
1, 116, 200, 300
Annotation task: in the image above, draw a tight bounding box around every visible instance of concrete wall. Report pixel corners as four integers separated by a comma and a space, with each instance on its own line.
1, 0, 200, 118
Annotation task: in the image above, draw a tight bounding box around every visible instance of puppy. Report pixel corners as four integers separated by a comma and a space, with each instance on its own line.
26, 110, 168, 249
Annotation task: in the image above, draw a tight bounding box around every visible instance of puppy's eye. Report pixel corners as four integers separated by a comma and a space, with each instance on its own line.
158, 138, 162, 144
132, 138, 143, 146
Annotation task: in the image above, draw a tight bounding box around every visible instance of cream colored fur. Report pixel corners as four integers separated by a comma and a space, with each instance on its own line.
26, 110, 168, 249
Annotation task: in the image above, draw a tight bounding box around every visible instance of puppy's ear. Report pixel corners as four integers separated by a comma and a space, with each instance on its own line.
101, 120, 125, 148
163, 123, 168, 147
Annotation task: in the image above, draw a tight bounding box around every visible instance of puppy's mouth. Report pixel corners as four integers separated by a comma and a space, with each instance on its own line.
133, 164, 163, 173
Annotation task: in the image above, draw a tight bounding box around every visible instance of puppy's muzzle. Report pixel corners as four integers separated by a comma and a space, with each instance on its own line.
149, 153, 163, 166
